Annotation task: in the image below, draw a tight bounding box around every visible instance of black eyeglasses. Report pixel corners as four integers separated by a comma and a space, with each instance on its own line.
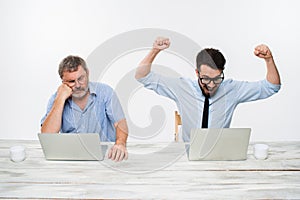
199, 72, 224, 85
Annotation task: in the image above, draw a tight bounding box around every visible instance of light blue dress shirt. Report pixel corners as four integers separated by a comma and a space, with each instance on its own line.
41, 82, 125, 142
138, 72, 281, 142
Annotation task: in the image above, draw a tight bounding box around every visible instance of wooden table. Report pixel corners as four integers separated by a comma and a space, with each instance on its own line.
0, 140, 299, 199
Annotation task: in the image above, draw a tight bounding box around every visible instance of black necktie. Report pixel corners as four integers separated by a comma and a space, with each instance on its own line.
201, 96, 209, 128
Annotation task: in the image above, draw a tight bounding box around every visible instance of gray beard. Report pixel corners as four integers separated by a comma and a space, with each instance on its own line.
72, 87, 89, 99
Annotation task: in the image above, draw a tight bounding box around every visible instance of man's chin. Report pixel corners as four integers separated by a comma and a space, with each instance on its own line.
206, 90, 217, 97
72, 91, 88, 99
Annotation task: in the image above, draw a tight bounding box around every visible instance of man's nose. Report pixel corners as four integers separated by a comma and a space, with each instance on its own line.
73, 80, 81, 88
207, 81, 216, 88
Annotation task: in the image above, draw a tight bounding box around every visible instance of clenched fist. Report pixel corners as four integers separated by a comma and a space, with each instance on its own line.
153, 37, 170, 51
254, 44, 273, 61
56, 83, 72, 101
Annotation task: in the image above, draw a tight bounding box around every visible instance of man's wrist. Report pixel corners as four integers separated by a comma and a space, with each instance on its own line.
151, 48, 161, 54
55, 95, 68, 104
115, 140, 126, 146
264, 55, 274, 63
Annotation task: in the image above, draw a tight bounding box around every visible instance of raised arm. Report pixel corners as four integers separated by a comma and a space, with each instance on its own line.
41, 84, 72, 133
135, 37, 170, 79
254, 44, 281, 85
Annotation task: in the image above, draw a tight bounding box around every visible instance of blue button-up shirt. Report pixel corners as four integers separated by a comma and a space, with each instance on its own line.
41, 82, 125, 142
138, 72, 281, 142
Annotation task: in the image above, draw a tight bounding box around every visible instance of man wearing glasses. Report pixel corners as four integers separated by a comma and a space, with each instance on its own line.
135, 37, 281, 142
41, 56, 128, 162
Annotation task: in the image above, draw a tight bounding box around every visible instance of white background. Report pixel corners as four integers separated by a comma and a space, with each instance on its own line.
0, 0, 299, 142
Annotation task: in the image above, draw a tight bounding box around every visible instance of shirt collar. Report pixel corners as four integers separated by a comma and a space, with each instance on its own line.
88, 82, 97, 96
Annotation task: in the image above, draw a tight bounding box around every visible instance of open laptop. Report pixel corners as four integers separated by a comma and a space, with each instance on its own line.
188, 128, 251, 161
38, 133, 106, 161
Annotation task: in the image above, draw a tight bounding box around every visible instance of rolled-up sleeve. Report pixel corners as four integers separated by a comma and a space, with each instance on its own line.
107, 90, 125, 124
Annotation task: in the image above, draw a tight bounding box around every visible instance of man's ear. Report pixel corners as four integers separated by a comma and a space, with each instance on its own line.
195, 69, 199, 75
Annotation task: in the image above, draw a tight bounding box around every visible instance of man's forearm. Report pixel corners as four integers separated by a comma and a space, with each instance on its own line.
265, 57, 281, 85
40, 98, 65, 133
115, 119, 128, 145
135, 48, 160, 79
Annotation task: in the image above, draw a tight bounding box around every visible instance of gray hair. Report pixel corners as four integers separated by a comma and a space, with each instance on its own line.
58, 55, 88, 78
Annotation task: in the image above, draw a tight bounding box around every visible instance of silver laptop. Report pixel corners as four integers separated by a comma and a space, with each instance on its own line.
38, 133, 105, 161
188, 128, 251, 161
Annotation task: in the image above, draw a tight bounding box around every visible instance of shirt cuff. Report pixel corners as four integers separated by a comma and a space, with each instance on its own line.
264, 79, 281, 93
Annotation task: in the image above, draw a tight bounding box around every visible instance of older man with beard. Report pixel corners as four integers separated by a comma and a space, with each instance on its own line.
41, 56, 128, 162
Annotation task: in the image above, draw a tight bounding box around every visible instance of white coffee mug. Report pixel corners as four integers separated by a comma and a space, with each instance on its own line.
10, 146, 26, 162
253, 144, 269, 160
